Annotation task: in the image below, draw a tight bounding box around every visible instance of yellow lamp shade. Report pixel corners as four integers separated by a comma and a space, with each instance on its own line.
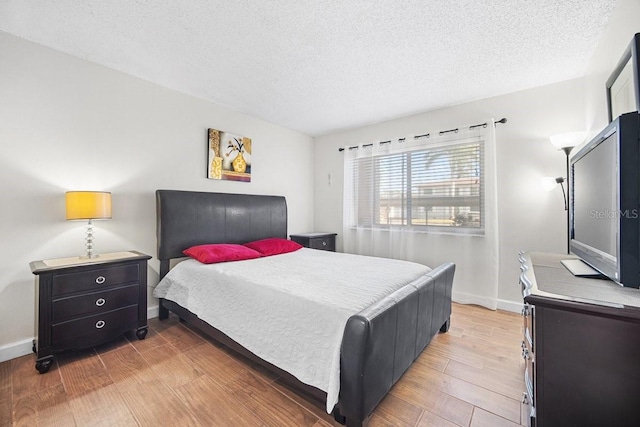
65, 191, 112, 220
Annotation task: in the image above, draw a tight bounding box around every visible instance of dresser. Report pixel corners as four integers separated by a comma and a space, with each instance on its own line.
519, 252, 640, 427
289, 232, 337, 252
30, 251, 151, 373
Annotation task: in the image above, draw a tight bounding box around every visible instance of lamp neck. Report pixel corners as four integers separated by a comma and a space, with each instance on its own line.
563, 149, 571, 254
83, 219, 97, 259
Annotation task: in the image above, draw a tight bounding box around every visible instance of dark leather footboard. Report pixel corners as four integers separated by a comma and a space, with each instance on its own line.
338, 262, 455, 426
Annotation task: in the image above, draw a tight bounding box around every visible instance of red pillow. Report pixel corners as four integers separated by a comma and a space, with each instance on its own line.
243, 238, 303, 256
183, 244, 263, 264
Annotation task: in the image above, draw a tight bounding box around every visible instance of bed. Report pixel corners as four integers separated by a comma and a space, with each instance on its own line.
154, 189, 455, 427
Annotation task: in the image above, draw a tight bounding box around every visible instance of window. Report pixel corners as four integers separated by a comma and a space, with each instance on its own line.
347, 138, 484, 234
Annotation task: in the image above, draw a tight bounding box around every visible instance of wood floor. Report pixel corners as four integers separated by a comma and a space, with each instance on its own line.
0, 303, 526, 426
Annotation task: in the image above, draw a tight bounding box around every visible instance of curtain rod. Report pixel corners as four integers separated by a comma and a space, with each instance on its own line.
338, 117, 507, 152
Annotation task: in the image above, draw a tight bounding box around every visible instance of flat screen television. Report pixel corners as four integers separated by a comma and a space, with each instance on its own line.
569, 112, 640, 288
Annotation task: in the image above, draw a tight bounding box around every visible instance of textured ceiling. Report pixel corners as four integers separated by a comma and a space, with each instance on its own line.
0, 0, 616, 136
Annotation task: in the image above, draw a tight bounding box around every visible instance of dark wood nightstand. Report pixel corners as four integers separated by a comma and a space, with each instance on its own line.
29, 251, 151, 373
290, 233, 337, 252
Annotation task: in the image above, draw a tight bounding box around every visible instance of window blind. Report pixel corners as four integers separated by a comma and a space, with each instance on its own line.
347, 137, 485, 234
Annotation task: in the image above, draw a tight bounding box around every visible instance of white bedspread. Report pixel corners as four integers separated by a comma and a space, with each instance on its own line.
152, 248, 431, 412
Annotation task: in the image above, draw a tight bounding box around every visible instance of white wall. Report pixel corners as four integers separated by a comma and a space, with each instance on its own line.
0, 32, 314, 360
314, 78, 586, 310
584, 0, 640, 136
313, 0, 640, 311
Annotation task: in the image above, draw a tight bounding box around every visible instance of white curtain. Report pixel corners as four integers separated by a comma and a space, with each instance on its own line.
342, 121, 500, 310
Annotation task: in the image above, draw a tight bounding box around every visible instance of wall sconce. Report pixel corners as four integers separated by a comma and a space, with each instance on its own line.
548, 131, 586, 254
66, 191, 112, 258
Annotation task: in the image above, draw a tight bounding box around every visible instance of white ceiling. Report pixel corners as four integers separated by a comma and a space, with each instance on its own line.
0, 1, 616, 136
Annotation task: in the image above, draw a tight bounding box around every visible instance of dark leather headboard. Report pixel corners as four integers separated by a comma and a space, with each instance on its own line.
156, 190, 287, 261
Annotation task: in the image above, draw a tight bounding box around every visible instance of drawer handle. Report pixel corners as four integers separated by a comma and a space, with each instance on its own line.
95, 320, 106, 329
322, 241, 327, 246
95, 298, 106, 307
95, 276, 106, 285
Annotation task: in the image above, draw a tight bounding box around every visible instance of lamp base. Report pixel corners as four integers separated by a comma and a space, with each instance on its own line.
84, 219, 97, 259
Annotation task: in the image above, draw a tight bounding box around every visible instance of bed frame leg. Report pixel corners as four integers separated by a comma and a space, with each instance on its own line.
332, 407, 346, 425
158, 299, 169, 320
439, 316, 451, 333
332, 407, 364, 427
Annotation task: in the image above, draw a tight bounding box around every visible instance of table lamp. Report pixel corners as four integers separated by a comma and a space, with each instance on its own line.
65, 191, 112, 258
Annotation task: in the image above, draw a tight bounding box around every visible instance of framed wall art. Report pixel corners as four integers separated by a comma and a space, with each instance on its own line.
606, 33, 640, 122
208, 128, 252, 182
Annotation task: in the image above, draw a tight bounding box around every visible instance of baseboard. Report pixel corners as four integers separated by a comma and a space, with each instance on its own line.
497, 298, 524, 314
147, 305, 159, 320
452, 291, 523, 314
0, 338, 34, 363
452, 291, 498, 310
2, 299, 521, 364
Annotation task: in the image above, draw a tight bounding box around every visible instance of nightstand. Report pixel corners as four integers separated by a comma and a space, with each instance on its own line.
289, 232, 337, 252
29, 251, 151, 373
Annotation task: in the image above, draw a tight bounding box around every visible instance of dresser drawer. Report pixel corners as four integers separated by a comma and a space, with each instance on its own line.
52, 284, 139, 322
52, 264, 139, 296
52, 304, 138, 347
308, 236, 335, 251
523, 304, 534, 351
524, 368, 536, 426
